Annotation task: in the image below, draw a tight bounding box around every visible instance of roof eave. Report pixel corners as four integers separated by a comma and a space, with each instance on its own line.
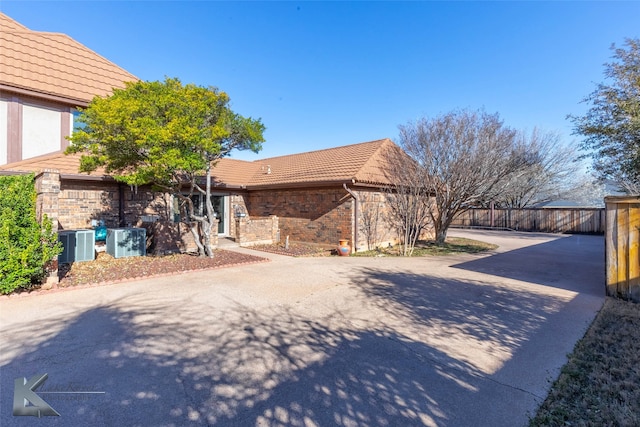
0, 83, 91, 107
59, 173, 114, 182
245, 178, 389, 191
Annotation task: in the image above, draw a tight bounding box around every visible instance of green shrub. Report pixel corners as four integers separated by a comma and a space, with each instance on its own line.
0, 174, 61, 294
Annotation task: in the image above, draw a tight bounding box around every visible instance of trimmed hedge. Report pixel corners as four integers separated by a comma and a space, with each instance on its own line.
0, 174, 61, 294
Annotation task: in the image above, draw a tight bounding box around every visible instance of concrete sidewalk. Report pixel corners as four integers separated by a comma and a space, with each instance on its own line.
0, 230, 604, 426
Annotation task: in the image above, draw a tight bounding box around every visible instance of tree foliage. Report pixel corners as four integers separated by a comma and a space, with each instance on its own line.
395, 109, 525, 245
570, 38, 640, 193
67, 77, 265, 257
0, 174, 61, 294
488, 128, 579, 208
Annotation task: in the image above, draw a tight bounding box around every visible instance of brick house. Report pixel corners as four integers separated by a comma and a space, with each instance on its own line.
0, 13, 407, 254
0, 139, 406, 253
0, 12, 137, 166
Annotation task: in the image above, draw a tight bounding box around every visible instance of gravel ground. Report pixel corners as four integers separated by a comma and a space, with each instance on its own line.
58, 249, 269, 287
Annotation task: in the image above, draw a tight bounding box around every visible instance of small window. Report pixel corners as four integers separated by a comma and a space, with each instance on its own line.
72, 110, 86, 133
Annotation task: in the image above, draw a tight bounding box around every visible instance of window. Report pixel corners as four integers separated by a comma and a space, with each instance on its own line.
172, 194, 226, 234
72, 110, 86, 132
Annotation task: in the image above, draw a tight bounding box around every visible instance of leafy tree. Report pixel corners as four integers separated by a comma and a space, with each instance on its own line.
0, 174, 61, 294
67, 77, 265, 257
569, 38, 640, 193
395, 109, 524, 245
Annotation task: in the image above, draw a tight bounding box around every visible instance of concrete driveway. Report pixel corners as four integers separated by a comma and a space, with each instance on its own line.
0, 230, 604, 426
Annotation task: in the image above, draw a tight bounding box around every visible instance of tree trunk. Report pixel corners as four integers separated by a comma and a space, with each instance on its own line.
203, 161, 215, 258
189, 222, 206, 256
435, 227, 447, 245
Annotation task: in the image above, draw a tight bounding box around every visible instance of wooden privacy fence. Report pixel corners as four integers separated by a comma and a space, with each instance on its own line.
605, 196, 640, 302
451, 208, 606, 234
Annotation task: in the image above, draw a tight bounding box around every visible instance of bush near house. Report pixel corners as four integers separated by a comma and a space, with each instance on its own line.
0, 174, 61, 294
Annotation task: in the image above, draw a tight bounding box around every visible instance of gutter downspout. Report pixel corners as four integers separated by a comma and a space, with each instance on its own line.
343, 183, 359, 253
118, 183, 126, 227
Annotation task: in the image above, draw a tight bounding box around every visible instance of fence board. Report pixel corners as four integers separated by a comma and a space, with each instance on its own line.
606, 203, 618, 297
605, 196, 640, 302
451, 208, 605, 234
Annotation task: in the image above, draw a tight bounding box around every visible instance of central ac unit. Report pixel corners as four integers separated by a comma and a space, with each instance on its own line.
106, 228, 146, 258
58, 230, 95, 264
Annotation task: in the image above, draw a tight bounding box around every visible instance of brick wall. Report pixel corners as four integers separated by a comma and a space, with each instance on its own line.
246, 187, 354, 246
245, 186, 403, 251
228, 194, 249, 239
35, 170, 60, 230
57, 180, 119, 229
356, 190, 400, 250
35, 172, 208, 254
35, 175, 406, 254
235, 216, 279, 246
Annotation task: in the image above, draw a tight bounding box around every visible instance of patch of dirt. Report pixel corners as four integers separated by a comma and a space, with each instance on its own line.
249, 242, 335, 257
58, 250, 268, 288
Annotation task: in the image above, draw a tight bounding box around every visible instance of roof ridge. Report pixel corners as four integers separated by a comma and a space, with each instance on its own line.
252, 138, 390, 163
0, 13, 28, 31
355, 138, 392, 174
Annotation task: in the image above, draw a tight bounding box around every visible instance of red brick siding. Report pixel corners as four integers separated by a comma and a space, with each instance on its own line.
356, 190, 400, 250
246, 188, 354, 245
235, 216, 279, 245
36, 172, 201, 253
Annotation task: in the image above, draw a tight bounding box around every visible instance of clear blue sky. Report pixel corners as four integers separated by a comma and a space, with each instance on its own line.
2, 1, 639, 161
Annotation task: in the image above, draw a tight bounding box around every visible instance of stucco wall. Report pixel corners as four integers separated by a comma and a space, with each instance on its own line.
1, 95, 73, 165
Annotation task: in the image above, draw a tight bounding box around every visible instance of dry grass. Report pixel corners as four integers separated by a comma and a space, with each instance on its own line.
353, 237, 498, 256
530, 297, 640, 426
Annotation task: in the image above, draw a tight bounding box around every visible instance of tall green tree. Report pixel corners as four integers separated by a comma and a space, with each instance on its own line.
67, 77, 265, 257
570, 38, 640, 193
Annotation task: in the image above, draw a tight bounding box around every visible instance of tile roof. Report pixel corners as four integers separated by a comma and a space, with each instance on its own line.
0, 13, 137, 105
0, 139, 402, 188
0, 150, 109, 178
216, 138, 400, 189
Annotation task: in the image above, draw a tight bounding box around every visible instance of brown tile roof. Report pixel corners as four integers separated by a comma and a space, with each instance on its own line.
210, 158, 261, 187
0, 13, 137, 105
0, 150, 109, 178
0, 139, 402, 188
217, 138, 400, 189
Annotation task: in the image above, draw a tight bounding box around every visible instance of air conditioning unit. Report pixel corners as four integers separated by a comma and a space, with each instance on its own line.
106, 228, 146, 259
58, 230, 95, 264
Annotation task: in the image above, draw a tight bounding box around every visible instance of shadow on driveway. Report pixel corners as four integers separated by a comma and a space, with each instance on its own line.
451, 234, 604, 295
0, 233, 605, 426
2, 301, 488, 426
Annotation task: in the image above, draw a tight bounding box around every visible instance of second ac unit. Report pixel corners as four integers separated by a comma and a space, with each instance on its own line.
106, 228, 146, 259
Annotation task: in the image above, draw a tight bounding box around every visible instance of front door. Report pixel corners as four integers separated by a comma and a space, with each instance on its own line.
212, 195, 225, 234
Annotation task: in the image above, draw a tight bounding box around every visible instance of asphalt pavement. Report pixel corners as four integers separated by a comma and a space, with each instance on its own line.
0, 229, 604, 426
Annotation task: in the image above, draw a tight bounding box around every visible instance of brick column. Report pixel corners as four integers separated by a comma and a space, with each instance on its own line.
35, 169, 61, 231
35, 170, 61, 288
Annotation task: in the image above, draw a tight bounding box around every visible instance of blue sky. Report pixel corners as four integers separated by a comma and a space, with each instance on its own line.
2, 1, 639, 161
